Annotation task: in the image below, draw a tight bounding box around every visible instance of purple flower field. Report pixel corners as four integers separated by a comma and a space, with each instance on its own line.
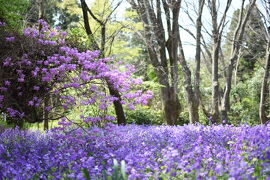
1, 124, 270, 179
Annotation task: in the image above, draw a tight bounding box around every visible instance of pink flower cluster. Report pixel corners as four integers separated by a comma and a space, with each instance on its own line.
0, 20, 153, 124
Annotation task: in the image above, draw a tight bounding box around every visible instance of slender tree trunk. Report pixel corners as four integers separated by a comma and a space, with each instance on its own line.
177, 0, 205, 124
234, 55, 241, 86
211, 41, 220, 122
220, 63, 234, 123
172, 0, 204, 124
178, 36, 199, 123
81, 0, 99, 50
43, 96, 49, 130
208, 0, 233, 123
260, 41, 270, 124
193, 0, 205, 123
210, 0, 221, 123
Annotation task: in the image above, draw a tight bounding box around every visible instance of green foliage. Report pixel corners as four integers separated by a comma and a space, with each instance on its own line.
177, 111, 190, 125
83, 168, 91, 180
229, 67, 264, 125
126, 106, 163, 125
145, 65, 158, 82
56, 0, 80, 29
0, 0, 29, 29
110, 159, 128, 180
66, 27, 96, 51
198, 110, 211, 125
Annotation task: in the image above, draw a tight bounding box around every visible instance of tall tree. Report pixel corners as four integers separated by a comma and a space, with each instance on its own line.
128, 0, 181, 125
207, 0, 232, 123
178, 0, 205, 123
259, 0, 270, 124
226, 6, 267, 83
80, 0, 126, 125
221, 0, 257, 122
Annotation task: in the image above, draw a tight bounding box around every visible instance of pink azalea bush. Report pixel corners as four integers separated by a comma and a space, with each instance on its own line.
0, 20, 153, 125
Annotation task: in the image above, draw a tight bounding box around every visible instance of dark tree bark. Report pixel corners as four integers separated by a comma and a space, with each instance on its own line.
43, 95, 49, 130
80, 0, 126, 125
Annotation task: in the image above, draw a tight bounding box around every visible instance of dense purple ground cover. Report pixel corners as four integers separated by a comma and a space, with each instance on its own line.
1, 124, 270, 179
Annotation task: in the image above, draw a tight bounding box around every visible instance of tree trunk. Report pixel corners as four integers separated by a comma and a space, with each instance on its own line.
43, 95, 49, 130
210, 0, 221, 123
108, 87, 126, 125
164, 0, 204, 124
155, 66, 180, 125
193, 0, 205, 123
38, 0, 49, 130
211, 42, 220, 123
220, 63, 234, 123
161, 87, 180, 125
260, 41, 270, 124
179, 37, 198, 123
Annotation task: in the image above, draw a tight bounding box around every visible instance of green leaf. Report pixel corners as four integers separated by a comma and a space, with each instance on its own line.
120, 160, 127, 180
83, 168, 91, 180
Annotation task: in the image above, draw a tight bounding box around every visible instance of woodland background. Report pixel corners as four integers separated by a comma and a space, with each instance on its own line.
0, 0, 270, 128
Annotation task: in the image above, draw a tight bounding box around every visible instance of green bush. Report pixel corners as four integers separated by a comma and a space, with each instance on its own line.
126, 107, 163, 125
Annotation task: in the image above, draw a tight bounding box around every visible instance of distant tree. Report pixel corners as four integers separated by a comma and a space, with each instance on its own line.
127, 0, 182, 125
205, 0, 257, 123
225, 5, 267, 82
24, 0, 80, 29
220, 0, 257, 122
259, 0, 270, 124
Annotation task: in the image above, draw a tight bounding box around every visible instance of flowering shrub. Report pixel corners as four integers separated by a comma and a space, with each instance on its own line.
0, 20, 153, 125
0, 124, 270, 179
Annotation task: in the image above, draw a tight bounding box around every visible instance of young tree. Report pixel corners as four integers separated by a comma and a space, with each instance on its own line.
221, 0, 257, 122
207, 0, 232, 123
179, 0, 205, 123
206, 0, 257, 123
80, 0, 127, 125
259, 0, 270, 124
